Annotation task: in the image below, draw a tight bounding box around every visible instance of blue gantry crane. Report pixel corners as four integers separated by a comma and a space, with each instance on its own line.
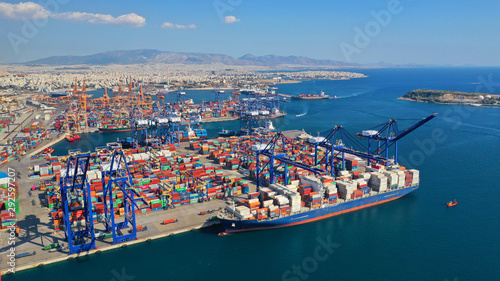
253, 132, 325, 190
60, 153, 96, 254
130, 107, 150, 148
164, 103, 181, 146
239, 98, 267, 135
254, 114, 438, 188
310, 113, 438, 177
149, 104, 171, 147
101, 149, 139, 244
174, 89, 187, 104
311, 125, 390, 177
354, 113, 438, 164
212, 89, 226, 117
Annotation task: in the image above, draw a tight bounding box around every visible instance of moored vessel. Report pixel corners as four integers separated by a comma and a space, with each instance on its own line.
291, 91, 330, 100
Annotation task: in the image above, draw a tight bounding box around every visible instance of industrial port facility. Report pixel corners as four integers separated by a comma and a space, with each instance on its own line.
0, 77, 435, 275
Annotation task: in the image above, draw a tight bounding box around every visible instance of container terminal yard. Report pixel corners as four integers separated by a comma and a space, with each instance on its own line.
0, 77, 435, 275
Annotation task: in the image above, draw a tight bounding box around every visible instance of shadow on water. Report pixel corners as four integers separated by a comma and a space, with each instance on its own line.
197, 223, 225, 235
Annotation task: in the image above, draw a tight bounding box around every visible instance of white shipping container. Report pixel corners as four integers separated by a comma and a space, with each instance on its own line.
326, 186, 338, 194
299, 175, 324, 192
270, 184, 301, 212
371, 176, 388, 183
235, 206, 251, 214
291, 205, 301, 213
383, 171, 398, 187
263, 200, 274, 207
409, 169, 420, 184
356, 178, 367, 184
408, 169, 420, 178
87, 173, 96, 181
338, 170, 350, 177
372, 185, 387, 192
357, 173, 370, 180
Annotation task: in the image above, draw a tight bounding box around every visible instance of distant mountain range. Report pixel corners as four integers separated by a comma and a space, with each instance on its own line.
25, 49, 359, 67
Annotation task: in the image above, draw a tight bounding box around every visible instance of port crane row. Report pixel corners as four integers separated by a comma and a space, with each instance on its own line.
253, 114, 437, 190
47, 79, 283, 147
60, 150, 139, 254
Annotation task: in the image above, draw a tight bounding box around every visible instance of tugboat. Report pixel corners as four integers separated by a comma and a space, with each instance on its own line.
42, 147, 55, 155
218, 129, 241, 137
65, 134, 81, 142
446, 200, 458, 207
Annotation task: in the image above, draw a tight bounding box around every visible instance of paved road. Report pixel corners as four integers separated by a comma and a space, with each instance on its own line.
0, 107, 35, 142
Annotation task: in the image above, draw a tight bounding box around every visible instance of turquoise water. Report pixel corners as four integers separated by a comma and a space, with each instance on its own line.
8, 68, 500, 281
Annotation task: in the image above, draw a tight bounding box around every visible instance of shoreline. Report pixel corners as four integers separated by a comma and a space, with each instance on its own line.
27, 134, 66, 157
28, 127, 100, 157
398, 97, 500, 107
1, 220, 221, 275
181, 76, 368, 91
1, 137, 254, 277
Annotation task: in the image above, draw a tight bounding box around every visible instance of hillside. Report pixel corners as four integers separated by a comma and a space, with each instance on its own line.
25, 49, 359, 67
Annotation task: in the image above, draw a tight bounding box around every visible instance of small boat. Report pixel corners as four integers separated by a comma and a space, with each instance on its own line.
446, 200, 457, 207
42, 147, 55, 155
65, 134, 81, 142
218, 129, 241, 137
296, 112, 306, 117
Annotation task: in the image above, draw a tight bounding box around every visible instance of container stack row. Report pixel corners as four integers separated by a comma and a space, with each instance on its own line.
0, 181, 18, 229
42, 143, 252, 230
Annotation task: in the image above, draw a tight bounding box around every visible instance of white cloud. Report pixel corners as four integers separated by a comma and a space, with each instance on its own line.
0, 2, 145, 27
161, 22, 197, 29
223, 16, 240, 24
0, 2, 49, 19
53, 12, 146, 27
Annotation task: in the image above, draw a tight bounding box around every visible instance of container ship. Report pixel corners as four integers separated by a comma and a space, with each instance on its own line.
218, 163, 419, 233
291, 91, 330, 100
172, 126, 208, 142
99, 126, 132, 133
239, 108, 287, 121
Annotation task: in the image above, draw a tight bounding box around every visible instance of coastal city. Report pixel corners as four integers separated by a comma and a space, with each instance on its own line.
0, 64, 366, 92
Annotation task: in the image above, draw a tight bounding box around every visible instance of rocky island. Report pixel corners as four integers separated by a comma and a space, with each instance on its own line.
400, 89, 500, 107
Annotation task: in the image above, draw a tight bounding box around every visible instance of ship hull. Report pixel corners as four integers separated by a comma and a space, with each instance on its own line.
219, 185, 418, 233
99, 127, 132, 133
50, 92, 69, 98
291, 96, 330, 100
239, 113, 287, 121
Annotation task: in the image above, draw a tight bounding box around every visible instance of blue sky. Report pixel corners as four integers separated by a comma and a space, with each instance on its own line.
0, 0, 499, 65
